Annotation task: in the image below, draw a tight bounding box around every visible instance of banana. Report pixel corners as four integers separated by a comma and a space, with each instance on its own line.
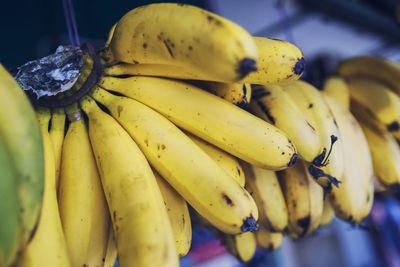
99, 76, 297, 170
279, 160, 324, 237
154, 170, 192, 258
240, 36, 305, 85
347, 77, 400, 133
105, 23, 117, 47
336, 56, 400, 96
90, 87, 258, 234
58, 103, 109, 267
283, 80, 343, 190
250, 84, 321, 162
359, 121, 400, 188
107, 3, 258, 82
17, 107, 71, 267
0, 133, 19, 266
186, 132, 245, 187
319, 196, 334, 227
223, 232, 256, 263
79, 96, 179, 267
103, 226, 118, 267
49, 107, 65, 191
322, 76, 350, 110
324, 96, 373, 224
241, 161, 288, 232
0, 64, 44, 248
255, 226, 283, 251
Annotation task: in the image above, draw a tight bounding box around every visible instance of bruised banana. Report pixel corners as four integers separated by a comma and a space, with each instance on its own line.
223, 232, 256, 263
283, 80, 343, 190
90, 87, 258, 234
322, 76, 350, 110
80, 96, 179, 267
58, 104, 109, 267
336, 56, 400, 96
99, 76, 297, 170
154, 170, 192, 258
107, 3, 258, 82
49, 107, 65, 192
186, 132, 245, 187
17, 108, 71, 267
279, 160, 324, 238
255, 226, 283, 251
241, 161, 288, 232
250, 84, 321, 162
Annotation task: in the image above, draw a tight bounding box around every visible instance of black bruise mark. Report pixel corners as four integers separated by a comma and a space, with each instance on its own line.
240, 214, 259, 232
293, 57, 305, 75
387, 121, 400, 131
222, 194, 234, 206
143, 43, 147, 49
308, 103, 313, 108
239, 58, 257, 78
163, 40, 174, 58
256, 101, 275, 124
288, 153, 298, 167
306, 121, 316, 132
297, 216, 311, 235
113, 211, 117, 221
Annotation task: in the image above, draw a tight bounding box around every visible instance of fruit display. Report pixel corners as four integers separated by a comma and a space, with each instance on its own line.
1, 2, 400, 267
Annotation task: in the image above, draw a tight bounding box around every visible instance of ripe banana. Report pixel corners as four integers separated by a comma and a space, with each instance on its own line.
322, 76, 350, 110
89, 87, 258, 234
255, 226, 283, 251
17, 107, 70, 267
336, 56, 400, 96
250, 84, 321, 162
154, 170, 192, 258
283, 80, 343, 190
103, 226, 118, 267
223, 232, 256, 263
279, 160, 324, 237
241, 161, 288, 232
319, 196, 334, 227
186, 132, 245, 187
58, 103, 109, 267
107, 3, 258, 82
49, 107, 65, 191
79, 96, 179, 267
0, 134, 19, 266
0, 64, 44, 248
105, 23, 117, 47
240, 36, 305, 85
98, 76, 297, 170
324, 96, 373, 224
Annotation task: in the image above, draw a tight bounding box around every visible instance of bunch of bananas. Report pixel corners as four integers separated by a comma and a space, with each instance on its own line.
1, 2, 399, 267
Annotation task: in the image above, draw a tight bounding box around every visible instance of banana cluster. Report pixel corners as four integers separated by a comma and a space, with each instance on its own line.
1, 2, 398, 267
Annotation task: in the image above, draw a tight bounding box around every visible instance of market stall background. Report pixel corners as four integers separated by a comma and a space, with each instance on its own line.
1, 0, 400, 266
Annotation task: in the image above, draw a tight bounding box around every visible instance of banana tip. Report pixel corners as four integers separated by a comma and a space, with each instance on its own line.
239, 58, 257, 78
288, 153, 298, 167
240, 214, 259, 232
293, 57, 305, 75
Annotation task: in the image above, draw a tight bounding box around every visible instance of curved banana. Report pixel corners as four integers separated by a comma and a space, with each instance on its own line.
80, 96, 179, 267
58, 104, 109, 267
186, 132, 245, 187
223, 232, 256, 263
107, 3, 258, 82
49, 107, 65, 191
336, 56, 400, 96
319, 196, 334, 227
240, 36, 305, 85
0, 64, 44, 248
154, 170, 192, 258
255, 226, 283, 251
90, 87, 258, 234
103, 226, 118, 267
279, 160, 324, 237
0, 134, 19, 266
283, 80, 343, 190
322, 76, 350, 110
250, 84, 321, 162
241, 161, 288, 232
105, 23, 117, 47
99, 76, 297, 170
18, 108, 70, 267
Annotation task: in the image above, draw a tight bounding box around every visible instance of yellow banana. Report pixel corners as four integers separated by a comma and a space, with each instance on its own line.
319, 196, 334, 227
186, 132, 245, 187
154, 170, 192, 258
255, 226, 283, 251
336, 56, 400, 96
17, 108, 70, 267
107, 3, 258, 82
103, 225, 118, 267
80, 96, 179, 267
250, 84, 321, 162
105, 23, 117, 47
90, 87, 258, 234
322, 76, 350, 110
0, 64, 44, 249
223, 232, 257, 263
241, 161, 288, 232
279, 160, 324, 237
99, 76, 297, 170
49, 107, 65, 191
58, 103, 109, 267
283, 80, 343, 190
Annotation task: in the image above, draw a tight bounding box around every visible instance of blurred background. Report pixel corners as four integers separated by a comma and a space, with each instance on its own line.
2, 0, 400, 266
